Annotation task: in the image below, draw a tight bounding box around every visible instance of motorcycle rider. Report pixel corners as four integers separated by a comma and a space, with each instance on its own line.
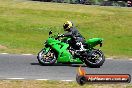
58, 21, 86, 52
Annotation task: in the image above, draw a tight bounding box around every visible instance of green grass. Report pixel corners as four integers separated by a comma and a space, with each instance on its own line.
0, 80, 132, 88
0, 0, 132, 58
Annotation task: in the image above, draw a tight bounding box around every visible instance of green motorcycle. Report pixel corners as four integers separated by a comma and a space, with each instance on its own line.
37, 31, 105, 67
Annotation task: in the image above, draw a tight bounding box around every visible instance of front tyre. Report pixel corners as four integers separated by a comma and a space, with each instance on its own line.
37, 49, 56, 65
84, 49, 105, 68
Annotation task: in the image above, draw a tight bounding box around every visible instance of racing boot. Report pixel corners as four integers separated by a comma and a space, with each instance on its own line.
74, 42, 87, 56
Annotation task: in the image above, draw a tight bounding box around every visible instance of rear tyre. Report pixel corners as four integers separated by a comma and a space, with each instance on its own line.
84, 49, 105, 68
37, 49, 56, 65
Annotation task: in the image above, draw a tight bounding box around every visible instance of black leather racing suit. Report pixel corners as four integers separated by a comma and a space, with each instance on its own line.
61, 27, 86, 50
63, 27, 85, 43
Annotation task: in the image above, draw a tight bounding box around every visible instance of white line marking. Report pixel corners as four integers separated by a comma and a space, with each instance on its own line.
61, 80, 74, 82
6, 78, 25, 80
22, 54, 33, 55
107, 58, 113, 59
3, 78, 74, 81
129, 59, 132, 61
36, 79, 49, 80
1, 53, 8, 54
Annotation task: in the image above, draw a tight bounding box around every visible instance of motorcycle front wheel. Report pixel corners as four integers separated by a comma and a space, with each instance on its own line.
37, 49, 56, 65
84, 49, 105, 68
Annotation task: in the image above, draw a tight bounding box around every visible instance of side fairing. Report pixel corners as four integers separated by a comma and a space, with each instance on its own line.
46, 37, 82, 63
47, 38, 61, 45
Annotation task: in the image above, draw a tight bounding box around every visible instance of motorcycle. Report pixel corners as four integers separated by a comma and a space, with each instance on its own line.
37, 31, 105, 67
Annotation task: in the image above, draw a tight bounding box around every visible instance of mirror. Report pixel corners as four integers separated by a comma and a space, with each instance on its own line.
49, 30, 52, 35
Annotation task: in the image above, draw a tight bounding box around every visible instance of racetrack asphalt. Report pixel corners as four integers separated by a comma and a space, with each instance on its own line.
0, 53, 132, 82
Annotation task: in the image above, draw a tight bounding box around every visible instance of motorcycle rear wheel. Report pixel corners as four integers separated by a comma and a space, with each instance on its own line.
84, 49, 105, 68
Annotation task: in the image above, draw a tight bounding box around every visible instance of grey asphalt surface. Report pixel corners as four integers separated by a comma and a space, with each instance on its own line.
0, 54, 132, 81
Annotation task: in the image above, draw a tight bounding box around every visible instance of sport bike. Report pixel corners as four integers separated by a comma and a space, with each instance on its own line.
37, 31, 105, 67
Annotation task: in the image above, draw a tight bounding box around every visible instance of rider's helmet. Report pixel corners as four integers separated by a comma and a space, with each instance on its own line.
63, 21, 73, 31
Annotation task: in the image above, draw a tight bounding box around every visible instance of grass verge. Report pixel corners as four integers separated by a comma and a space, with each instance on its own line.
0, 80, 132, 88
0, 0, 132, 58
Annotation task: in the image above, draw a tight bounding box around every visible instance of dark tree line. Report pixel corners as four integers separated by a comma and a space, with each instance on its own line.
32, 0, 132, 7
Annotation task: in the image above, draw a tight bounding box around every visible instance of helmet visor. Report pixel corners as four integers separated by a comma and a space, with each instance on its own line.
63, 24, 69, 30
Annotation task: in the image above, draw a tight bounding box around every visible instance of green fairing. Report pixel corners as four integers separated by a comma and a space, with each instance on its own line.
45, 37, 83, 63
86, 38, 103, 49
